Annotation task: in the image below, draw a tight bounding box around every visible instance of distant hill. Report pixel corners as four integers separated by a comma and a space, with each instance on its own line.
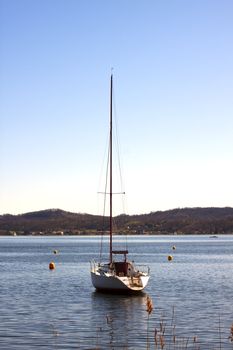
0, 209, 103, 234
1, 207, 233, 235
127, 207, 233, 235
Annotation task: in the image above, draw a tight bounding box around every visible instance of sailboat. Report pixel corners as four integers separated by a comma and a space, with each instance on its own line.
90, 75, 150, 293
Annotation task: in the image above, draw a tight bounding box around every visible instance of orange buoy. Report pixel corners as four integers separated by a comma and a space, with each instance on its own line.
49, 262, 55, 270
167, 255, 173, 261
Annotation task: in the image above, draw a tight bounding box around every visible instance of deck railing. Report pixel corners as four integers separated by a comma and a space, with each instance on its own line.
90, 260, 150, 276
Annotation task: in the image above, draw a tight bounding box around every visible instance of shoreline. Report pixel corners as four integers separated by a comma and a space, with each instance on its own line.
0, 232, 227, 237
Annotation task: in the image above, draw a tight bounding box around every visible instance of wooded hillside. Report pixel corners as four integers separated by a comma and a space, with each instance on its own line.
1, 207, 233, 235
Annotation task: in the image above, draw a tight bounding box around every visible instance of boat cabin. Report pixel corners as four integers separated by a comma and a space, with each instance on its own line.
112, 250, 133, 277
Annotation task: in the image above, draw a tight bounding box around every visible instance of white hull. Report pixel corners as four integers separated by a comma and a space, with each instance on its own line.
90, 261, 150, 293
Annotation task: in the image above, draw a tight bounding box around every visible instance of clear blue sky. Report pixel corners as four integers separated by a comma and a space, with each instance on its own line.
1, 0, 233, 215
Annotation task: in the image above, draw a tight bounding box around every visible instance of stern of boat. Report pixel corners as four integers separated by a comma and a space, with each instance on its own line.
90, 260, 150, 292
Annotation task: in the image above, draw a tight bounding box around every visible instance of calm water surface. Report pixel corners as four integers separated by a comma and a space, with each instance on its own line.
0, 235, 233, 349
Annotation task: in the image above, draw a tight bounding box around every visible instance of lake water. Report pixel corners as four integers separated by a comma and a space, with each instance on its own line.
0, 235, 233, 349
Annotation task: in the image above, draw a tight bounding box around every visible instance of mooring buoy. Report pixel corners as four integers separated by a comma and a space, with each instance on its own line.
49, 262, 55, 270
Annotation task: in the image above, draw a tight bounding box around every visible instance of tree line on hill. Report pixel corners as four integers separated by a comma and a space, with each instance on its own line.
1, 207, 233, 235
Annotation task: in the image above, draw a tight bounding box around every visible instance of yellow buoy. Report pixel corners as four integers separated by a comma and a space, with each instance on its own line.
49, 262, 55, 270
167, 255, 173, 261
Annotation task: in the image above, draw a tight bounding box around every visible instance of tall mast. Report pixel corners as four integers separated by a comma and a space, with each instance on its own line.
109, 74, 113, 264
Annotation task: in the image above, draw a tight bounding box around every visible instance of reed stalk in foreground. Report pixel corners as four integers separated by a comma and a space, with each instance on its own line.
146, 295, 153, 350
229, 323, 233, 343
145, 299, 201, 350
147, 308, 233, 350
95, 303, 233, 349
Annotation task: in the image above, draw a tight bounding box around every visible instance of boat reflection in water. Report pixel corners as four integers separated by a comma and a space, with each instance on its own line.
91, 291, 151, 349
